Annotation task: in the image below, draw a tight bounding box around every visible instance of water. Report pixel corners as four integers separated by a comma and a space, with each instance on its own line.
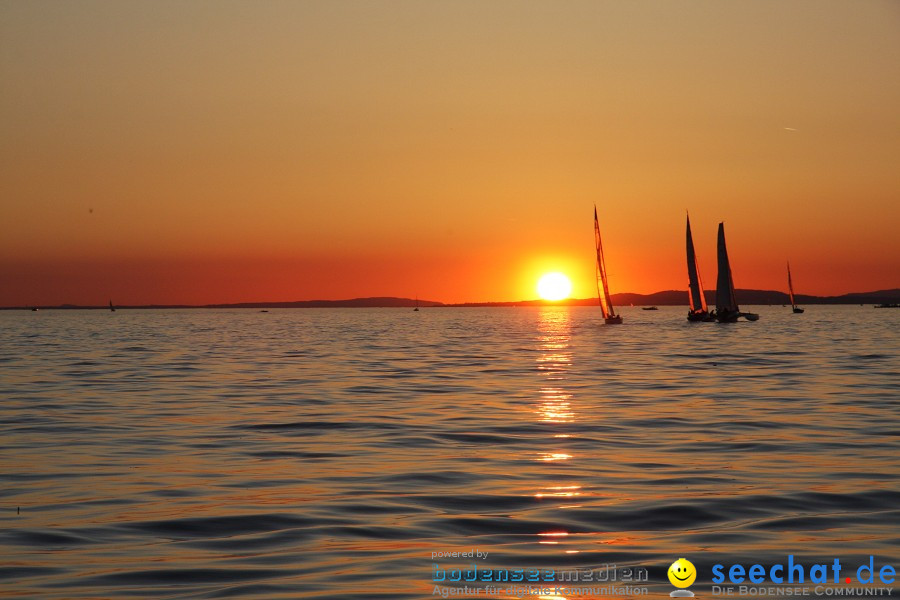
1, 306, 898, 599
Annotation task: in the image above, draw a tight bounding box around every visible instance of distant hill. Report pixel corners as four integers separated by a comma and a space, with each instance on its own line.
204, 296, 444, 309
4, 290, 898, 310
614, 288, 900, 307
448, 288, 900, 307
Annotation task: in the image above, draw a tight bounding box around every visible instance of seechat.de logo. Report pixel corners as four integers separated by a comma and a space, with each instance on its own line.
711, 555, 896, 586
668, 558, 697, 597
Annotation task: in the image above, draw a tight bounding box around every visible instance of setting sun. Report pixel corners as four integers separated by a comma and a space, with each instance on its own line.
537, 273, 573, 301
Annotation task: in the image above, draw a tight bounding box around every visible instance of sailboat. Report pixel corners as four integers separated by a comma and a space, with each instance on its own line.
413, 296, 419, 312
594, 206, 622, 325
787, 262, 804, 313
715, 222, 758, 322
686, 214, 714, 322
109, 300, 116, 312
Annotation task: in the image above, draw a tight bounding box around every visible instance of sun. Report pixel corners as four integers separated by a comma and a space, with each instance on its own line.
537, 272, 573, 301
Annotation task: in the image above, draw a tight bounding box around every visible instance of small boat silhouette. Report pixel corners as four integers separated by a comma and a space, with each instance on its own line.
715, 222, 758, 323
787, 262, 804, 313
686, 213, 714, 321
594, 206, 622, 324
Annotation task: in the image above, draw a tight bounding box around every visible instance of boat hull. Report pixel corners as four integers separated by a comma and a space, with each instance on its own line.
604, 316, 623, 325
792, 307, 804, 314
716, 309, 740, 323
687, 311, 715, 322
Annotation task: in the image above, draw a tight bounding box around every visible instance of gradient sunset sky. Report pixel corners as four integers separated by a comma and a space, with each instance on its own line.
2, 1, 898, 305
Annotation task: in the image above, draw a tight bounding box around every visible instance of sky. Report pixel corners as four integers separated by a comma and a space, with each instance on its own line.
1, 0, 898, 305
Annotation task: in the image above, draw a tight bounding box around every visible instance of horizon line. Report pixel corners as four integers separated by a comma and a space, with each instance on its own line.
5, 287, 899, 310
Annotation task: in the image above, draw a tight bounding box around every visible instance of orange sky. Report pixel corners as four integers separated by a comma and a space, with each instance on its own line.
2, 1, 898, 305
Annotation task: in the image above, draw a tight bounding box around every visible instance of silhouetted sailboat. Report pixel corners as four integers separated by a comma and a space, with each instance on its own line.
594, 206, 622, 325
413, 296, 419, 312
787, 262, 804, 313
715, 222, 758, 322
109, 300, 116, 312
686, 214, 714, 322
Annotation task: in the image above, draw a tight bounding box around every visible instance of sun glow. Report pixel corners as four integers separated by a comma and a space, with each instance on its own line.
537, 273, 572, 301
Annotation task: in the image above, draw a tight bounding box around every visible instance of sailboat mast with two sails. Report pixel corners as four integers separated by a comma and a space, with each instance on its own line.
686, 214, 713, 321
594, 206, 622, 325
715, 222, 758, 322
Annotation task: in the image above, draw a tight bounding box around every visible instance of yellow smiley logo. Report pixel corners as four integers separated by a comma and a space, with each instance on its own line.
668, 558, 697, 588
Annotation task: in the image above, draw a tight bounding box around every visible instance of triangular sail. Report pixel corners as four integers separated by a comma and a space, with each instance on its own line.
686, 214, 708, 313
594, 206, 617, 319
787, 262, 796, 308
715, 222, 739, 314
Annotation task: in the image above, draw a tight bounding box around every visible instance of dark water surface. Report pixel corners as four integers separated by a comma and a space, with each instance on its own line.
1, 306, 898, 599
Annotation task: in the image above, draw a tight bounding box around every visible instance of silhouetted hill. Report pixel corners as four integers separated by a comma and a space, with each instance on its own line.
204, 297, 445, 308
825, 289, 900, 303
446, 288, 900, 307
611, 288, 900, 306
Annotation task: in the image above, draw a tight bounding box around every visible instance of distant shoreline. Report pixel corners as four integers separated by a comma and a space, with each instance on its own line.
5, 288, 898, 311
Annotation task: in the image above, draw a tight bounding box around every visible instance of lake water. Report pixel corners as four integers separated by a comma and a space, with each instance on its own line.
1, 306, 898, 599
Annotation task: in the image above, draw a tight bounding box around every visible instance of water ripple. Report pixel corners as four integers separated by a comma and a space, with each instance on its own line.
0, 306, 897, 598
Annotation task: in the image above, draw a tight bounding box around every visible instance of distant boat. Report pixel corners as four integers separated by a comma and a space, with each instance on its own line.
594, 206, 622, 324
413, 296, 419, 312
686, 214, 714, 322
31, 307, 39, 312
874, 303, 899, 308
787, 262, 804, 314
715, 222, 758, 323
109, 300, 116, 312
642, 306, 658, 311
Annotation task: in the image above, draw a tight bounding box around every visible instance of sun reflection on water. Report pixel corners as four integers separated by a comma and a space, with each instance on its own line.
532, 308, 579, 554
534, 485, 582, 499
537, 452, 572, 462
535, 308, 575, 425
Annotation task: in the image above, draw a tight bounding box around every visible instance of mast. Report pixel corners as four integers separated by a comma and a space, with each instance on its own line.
715, 222, 738, 314
594, 207, 610, 318
787, 262, 796, 308
594, 206, 617, 319
686, 214, 708, 313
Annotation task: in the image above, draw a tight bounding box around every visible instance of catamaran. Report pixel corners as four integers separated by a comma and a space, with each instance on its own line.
686, 214, 714, 321
715, 222, 758, 322
787, 262, 804, 313
594, 206, 622, 325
